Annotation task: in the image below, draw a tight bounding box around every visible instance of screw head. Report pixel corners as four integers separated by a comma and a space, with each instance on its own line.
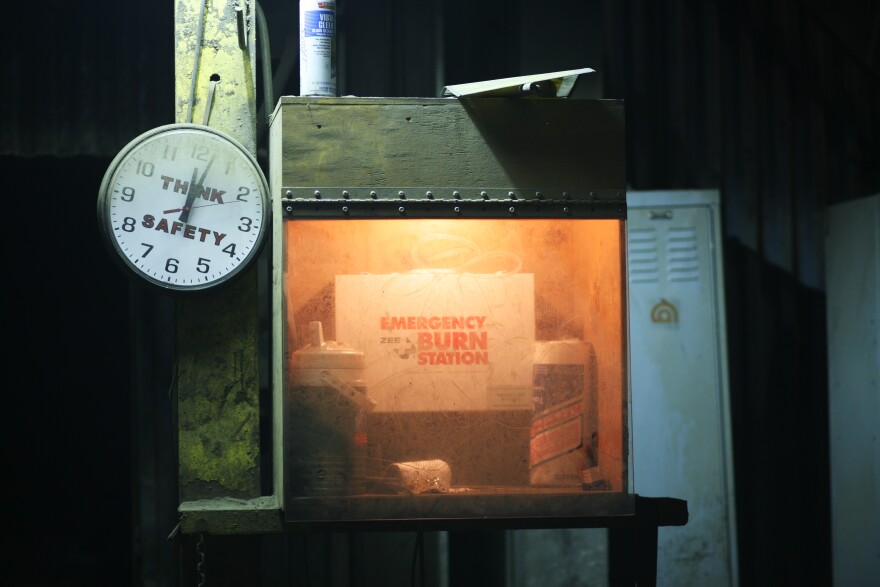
398, 206, 405, 214
314, 190, 321, 198
509, 206, 516, 214
454, 206, 461, 214
342, 206, 349, 214
285, 189, 293, 197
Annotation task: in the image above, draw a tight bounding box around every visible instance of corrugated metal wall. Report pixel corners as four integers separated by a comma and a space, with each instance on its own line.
601, 2, 876, 584
604, 0, 879, 288
2, 2, 174, 157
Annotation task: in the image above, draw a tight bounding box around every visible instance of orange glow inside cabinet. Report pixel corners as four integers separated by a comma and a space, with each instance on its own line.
269, 97, 631, 525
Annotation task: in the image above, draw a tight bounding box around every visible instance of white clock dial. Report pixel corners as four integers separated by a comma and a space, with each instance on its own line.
98, 124, 270, 293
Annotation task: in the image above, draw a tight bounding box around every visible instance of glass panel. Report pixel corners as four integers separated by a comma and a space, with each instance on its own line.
282, 218, 629, 523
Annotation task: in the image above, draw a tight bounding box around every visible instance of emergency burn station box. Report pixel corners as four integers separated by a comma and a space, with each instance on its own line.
269, 96, 631, 526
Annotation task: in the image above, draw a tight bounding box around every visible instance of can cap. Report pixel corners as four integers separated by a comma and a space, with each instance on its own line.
290, 321, 365, 371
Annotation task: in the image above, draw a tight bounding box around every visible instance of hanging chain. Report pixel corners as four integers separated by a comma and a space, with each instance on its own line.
196, 532, 206, 587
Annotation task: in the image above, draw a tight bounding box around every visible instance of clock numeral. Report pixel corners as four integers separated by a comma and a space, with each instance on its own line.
237, 186, 250, 202
162, 145, 177, 161
222, 243, 237, 258
121, 186, 135, 202
136, 161, 155, 177
140, 243, 154, 258
165, 258, 179, 274
122, 217, 137, 232
238, 216, 254, 233
191, 144, 209, 162
197, 258, 210, 274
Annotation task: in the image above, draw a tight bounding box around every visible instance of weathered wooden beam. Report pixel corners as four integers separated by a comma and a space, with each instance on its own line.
174, 0, 264, 510
179, 496, 282, 534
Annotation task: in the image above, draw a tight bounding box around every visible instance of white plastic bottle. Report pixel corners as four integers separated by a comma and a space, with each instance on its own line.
287, 321, 373, 496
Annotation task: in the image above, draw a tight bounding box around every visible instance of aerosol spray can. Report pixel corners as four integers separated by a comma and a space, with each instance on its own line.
299, 0, 337, 96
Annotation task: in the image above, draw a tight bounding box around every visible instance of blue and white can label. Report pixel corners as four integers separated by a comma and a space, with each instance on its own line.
299, 1, 337, 96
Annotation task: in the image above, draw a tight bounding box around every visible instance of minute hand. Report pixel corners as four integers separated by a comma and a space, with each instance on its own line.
178, 155, 216, 224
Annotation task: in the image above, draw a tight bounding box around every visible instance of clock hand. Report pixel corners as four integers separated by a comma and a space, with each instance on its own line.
164, 200, 234, 214
177, 155, 216, 223
178, 168, 200, 224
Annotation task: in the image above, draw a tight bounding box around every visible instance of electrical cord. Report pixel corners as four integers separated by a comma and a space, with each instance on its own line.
186, 0, 208, 123
410, 232, 523, 274
255, 1, 274, 126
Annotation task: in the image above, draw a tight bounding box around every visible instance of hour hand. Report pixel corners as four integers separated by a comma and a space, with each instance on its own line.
178, 155, 215, 223
178, 168, 200, 223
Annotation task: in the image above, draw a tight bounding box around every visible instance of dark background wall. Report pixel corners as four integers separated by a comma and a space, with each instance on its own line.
3, 0, 878, 585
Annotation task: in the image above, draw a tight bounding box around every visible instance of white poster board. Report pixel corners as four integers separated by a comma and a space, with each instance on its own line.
336, 271, 535, 412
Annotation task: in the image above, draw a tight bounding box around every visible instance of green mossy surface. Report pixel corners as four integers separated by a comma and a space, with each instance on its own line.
177, 269, 261, 498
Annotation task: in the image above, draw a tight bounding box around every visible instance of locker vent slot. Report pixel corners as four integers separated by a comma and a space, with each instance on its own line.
628, 227, 659, 284
666, 227, 700, 283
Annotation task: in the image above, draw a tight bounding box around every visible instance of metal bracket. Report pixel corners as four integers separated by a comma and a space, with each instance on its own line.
279, 187, 627, 219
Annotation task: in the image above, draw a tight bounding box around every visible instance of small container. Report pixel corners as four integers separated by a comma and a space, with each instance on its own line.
287, 321, 374, 496
299, 0, 337, 96
529, 339, 598, 486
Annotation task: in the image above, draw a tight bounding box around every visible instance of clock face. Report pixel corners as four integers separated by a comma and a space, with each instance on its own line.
98, 124, 270, 293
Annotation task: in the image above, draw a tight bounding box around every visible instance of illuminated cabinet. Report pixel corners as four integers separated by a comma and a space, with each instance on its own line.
269, 97, 634, 527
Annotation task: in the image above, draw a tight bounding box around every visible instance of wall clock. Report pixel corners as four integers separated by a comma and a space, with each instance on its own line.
97, 123, 270, 294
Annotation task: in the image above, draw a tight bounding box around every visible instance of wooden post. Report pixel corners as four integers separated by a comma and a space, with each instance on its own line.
174, 0, 262, 507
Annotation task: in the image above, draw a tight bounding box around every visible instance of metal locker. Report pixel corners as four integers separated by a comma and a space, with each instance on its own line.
626, 189, 739, 587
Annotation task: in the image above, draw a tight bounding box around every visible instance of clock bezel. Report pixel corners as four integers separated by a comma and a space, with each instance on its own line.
97, 123, 271, 295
